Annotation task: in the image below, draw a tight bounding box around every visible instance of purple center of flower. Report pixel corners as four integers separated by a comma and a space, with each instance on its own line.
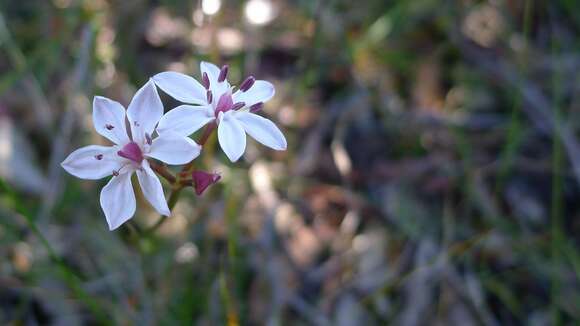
117, 142, 143, 163
214, 92, 245, 117
215, 92, 233, 115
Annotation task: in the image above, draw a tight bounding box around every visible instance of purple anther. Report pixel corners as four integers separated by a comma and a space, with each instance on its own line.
250, 102, 263, 113
239, 76, 255, 92
231, 102, 245, 111
95, 154, 104, 160
105, 124, 114, 130
145, 133, 152, 145
218, 65, 229, 82
207, 90, 213, 104
202, 72, 210, 89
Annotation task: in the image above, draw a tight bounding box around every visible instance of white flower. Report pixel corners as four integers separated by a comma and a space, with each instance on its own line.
152, 61, 287, 162
61, 80, 201, 230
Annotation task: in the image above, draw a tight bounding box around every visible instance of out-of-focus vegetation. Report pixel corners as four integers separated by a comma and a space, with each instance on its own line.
1, 0, 580, 324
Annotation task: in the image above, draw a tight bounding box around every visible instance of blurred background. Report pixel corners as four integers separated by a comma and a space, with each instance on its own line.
1, 0, 580, 324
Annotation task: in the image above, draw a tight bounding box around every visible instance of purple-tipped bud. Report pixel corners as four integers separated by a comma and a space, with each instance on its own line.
218, 65, 229, 82
231, 102, 246, 111
202, 72, 210, 89
105, 124, 114, 130
192, 171, 221, 195
239, 76, 255, 92
250, 102, 263, 113
207, 90, 213, 104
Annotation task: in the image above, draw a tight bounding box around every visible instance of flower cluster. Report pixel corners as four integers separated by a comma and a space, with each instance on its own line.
61, 62, 286, 230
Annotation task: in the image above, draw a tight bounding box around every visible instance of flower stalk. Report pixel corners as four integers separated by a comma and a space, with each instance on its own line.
145, 123, 217, 234
149, 161, 176, 184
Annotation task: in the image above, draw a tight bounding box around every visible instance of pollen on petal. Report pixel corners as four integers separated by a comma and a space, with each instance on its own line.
95, 154, 104, 160
105, 124, 115, 130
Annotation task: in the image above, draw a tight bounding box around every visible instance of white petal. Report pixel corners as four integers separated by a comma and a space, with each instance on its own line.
61, 145, 122, 180
152, 71, 207, 105
146, 134, 202, 165
100, 172, 136, 230
156, 105, 214, 137
127, 80, 164, 145
136, 161, 170, 216
200, 61, 221, 82
92, 96, 130, 145
217, 111, 246, 162
200, 61, 230, 99
235, 112, 287, 150
232, 80, 275, 107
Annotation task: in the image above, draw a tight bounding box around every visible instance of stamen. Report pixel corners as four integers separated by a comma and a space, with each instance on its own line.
105, 124, 114, 130
218, 65, 229, 82
250, 102, 263, 113
202, 72, 210, 89
94, 154, 103, 160
231, 102, 245, 111
207, 90, 213, 104
239, 76, 255, 92
145, 133, 152, 145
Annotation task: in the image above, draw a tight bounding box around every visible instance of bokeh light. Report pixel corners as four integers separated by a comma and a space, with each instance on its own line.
244, 0, 276, 25
201, 0, 221, 16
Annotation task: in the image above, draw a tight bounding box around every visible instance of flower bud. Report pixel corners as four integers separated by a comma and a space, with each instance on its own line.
192, 171, 221, 195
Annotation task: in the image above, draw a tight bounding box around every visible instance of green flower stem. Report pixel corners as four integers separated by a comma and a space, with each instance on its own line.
146, 185, 183, 235
144, 123, 216, 235
149, 161, 176, 184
